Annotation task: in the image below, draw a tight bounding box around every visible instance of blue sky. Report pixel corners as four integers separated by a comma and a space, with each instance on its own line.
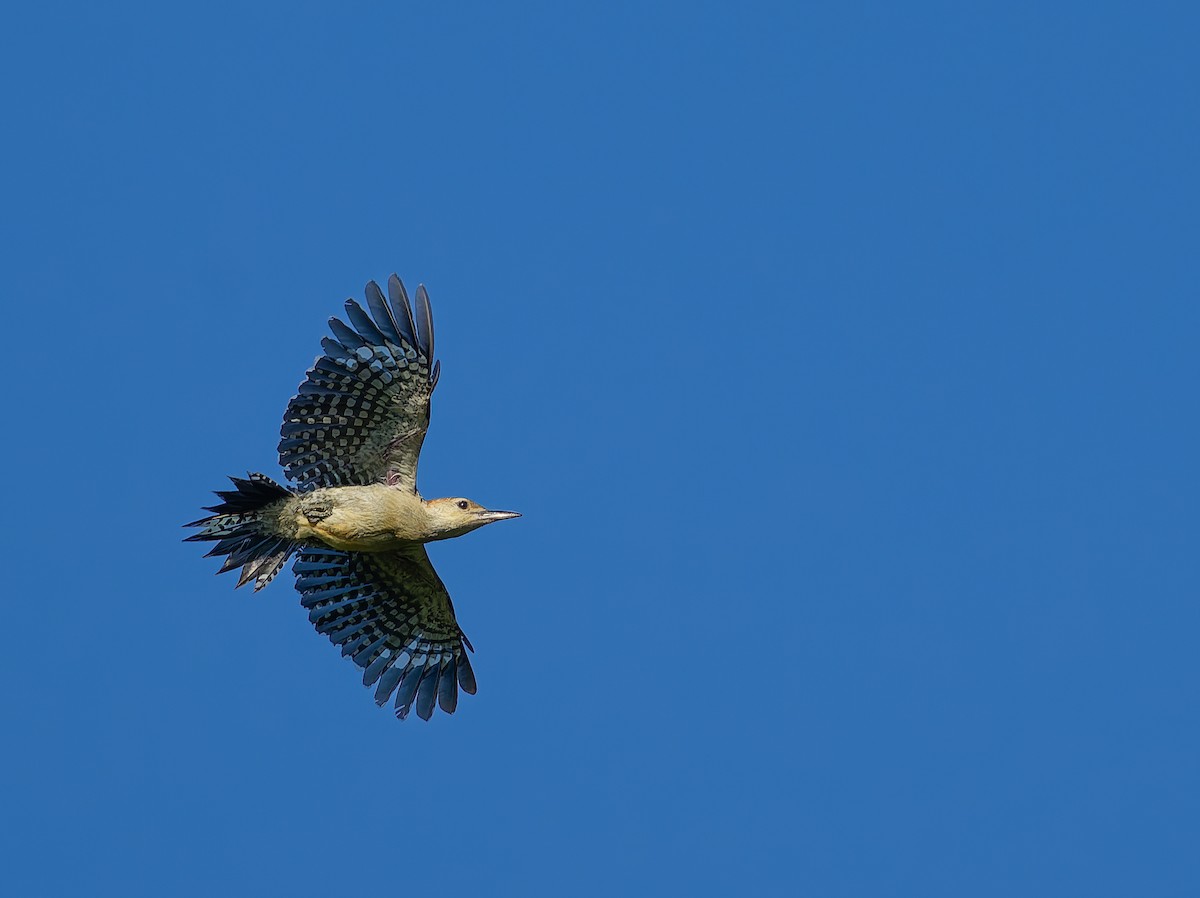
3, 2, 1198, 895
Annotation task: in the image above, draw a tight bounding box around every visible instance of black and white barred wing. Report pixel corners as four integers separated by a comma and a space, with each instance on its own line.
293, 545, 476, 720
278, 275, 440, 492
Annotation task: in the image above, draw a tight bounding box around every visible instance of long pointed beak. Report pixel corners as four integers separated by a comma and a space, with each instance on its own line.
478, 510, 521, 523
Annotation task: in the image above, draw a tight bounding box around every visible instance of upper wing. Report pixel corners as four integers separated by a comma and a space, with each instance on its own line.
278, 275, 440, 492
293, 544, 477, 720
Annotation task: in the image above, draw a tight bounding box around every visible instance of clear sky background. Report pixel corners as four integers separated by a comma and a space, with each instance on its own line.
3, 3, 1198, 895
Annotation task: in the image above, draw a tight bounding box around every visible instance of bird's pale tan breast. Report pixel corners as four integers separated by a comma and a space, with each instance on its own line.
292, 484, 429, 551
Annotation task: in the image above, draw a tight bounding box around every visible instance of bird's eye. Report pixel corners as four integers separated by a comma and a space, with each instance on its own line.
457, 500, 469, 510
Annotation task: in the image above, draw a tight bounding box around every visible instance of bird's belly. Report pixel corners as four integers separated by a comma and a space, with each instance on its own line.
308, 525, 406, 553
290, 487, 419, 552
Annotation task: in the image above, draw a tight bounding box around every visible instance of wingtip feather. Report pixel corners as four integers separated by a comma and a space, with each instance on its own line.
414, 284, 434, 362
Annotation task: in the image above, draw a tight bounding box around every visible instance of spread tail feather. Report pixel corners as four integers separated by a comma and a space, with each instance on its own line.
185, 472, 298, 591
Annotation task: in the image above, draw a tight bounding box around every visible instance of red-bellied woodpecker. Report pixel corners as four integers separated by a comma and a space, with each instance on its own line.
186, 274, 519, 721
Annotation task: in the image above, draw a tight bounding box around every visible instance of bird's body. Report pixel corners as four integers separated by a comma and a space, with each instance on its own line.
186, 273, 518, 721
268, 484, 422, 551
264, 487, 517, 552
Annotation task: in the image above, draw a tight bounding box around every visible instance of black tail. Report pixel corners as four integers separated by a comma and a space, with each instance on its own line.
185, 472, 298, 591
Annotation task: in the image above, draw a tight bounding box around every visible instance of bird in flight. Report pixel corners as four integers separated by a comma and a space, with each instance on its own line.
186, 274, 519, 720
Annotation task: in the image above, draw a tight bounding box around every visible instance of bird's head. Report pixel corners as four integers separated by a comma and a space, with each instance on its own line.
424, 497, 521, 540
